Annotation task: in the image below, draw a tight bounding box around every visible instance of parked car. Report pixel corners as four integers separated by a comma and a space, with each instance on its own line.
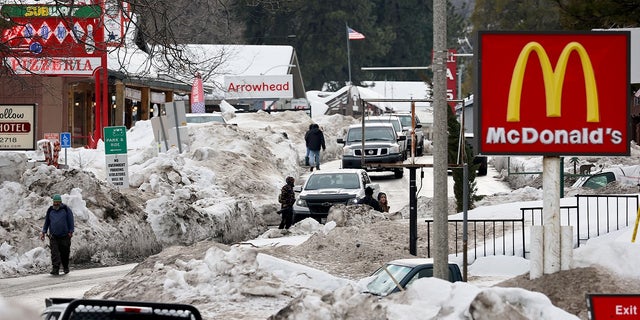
337, 123, 406, 178
364, 258, 463, 296
185, 112, 227, 125
364, 115, 408, 160
572, 165, 640, 189
392, 112, 425, 156
293, 169, 379, 223
42, 298, 202, 320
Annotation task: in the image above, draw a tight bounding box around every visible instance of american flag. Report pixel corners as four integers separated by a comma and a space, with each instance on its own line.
347, 27, 365, 40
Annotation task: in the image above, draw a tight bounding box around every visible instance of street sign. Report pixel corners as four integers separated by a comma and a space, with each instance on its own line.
105, 154, 129, 188
44, 132, 59, 143
103, 126, 127, 155
60, 132, 71, 148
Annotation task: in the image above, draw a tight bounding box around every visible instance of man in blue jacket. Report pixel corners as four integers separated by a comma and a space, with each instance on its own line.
40, 194, 74, 275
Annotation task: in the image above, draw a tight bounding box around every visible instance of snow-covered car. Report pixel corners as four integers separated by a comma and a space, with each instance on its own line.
293, 169, 379, 223
41, 298, 203, 320
364, 115, 408, 159
185, 112, 227, 125
337, 123, 406, 179
572, 165, 640, 189
364, 258, 463, 296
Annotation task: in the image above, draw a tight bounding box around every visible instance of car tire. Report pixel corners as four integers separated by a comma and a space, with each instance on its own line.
417, 143, 424, 156
394, 169, 404, 179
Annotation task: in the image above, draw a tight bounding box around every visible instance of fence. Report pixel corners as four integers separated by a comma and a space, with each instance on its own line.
424, 194, 638, 260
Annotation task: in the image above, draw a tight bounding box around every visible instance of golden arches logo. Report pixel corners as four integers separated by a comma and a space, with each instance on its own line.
507, 41, 599, 122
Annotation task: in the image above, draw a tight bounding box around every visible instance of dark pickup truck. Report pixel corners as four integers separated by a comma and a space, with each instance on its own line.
364, 258, 463, 296
42, 298, 202, 320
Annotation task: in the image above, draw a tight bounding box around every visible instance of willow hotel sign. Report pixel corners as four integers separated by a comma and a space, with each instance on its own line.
476, 32, 630, 156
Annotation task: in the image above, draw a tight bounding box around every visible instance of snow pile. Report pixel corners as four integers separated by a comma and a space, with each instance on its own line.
86, 241, 352, 319
0, 111, 357, 277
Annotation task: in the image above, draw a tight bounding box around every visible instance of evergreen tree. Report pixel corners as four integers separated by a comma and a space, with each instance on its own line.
447, 105, 482, 212
237, 0, 469, 89
553, 0, 640, 30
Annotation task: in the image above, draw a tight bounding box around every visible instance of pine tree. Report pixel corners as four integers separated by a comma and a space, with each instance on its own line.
446, 105, 482, 212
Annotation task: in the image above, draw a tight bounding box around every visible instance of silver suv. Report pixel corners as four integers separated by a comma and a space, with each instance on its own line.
365, 115, 408, 160
392, 113, 425, 156
337, 123, 405, 178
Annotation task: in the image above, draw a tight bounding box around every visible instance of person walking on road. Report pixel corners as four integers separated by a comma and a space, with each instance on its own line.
278, 176, 296, 230
304, 124, 313, 166
305, 124, 325, 172
40, 194, 74, 275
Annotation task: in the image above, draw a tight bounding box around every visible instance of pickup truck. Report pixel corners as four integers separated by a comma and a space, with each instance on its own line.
42, 298, 202, 320
364, 258, 463, 296
338, 123, 406, 178
293, 168, 379, 223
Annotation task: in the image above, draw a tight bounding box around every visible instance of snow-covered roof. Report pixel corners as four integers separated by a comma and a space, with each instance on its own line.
361, 81, 431, 111
106, 16, 300, 97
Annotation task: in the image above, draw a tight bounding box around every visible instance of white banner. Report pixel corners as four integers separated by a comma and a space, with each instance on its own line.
224, 75, 293, 100
105, 154, 129, 188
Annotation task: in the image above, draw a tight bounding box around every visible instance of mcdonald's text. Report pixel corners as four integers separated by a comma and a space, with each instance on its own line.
477, 32, 630, 156
486, 127, 623, 145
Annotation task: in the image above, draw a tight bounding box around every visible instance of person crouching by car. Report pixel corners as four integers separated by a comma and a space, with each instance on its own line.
358, 186, 382, 212
377, 192, 390, 212
278, 176, 296, 229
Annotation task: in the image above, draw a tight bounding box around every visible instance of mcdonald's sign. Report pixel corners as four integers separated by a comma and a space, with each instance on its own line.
476, 32, 630, 155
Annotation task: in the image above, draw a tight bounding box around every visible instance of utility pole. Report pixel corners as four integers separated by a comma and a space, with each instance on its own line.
432, 0, 449, 280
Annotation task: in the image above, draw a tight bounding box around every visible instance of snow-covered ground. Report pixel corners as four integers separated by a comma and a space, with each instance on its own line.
1, 111, 639, 319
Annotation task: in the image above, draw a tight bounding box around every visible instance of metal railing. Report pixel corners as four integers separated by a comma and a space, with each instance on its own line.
424, 194, 638, 260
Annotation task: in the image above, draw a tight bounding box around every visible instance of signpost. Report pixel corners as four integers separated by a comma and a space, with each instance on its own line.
477, 31, 630, 278
103, 126, 128, 188
60, 132, 71, 166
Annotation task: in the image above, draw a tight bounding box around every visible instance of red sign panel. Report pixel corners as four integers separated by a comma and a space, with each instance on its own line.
476, 32, 630, 155
587, 294, 640, 319
1, 4, 105, 76
447, 49, 457, 110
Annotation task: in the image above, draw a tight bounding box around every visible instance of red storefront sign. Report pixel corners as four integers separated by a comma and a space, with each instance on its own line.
1, 4, 104, 76
476, 32, 630, 156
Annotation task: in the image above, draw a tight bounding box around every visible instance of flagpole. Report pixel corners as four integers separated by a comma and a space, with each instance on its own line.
346, 22, 352, 85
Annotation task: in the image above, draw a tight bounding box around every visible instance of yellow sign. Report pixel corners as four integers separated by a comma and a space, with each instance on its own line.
506, 41, 600, 123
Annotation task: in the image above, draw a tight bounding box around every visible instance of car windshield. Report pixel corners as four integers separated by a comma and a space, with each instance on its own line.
365, 263, 412, 296
186, 115, 226, 124
365, 119, 401, 132
305, 173, 360, 190
396, 115, 419, 128
347, 127, 395, 142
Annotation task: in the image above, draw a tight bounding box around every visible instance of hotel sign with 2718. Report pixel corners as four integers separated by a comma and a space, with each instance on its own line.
476, 32, 630, 156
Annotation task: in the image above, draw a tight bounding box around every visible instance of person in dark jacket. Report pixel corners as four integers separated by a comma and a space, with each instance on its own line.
40, 194, 74, 275
278, 176, 296, 229
358, 186, 382, 212
305, 124, 326, 172
304, 124, 313, 166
